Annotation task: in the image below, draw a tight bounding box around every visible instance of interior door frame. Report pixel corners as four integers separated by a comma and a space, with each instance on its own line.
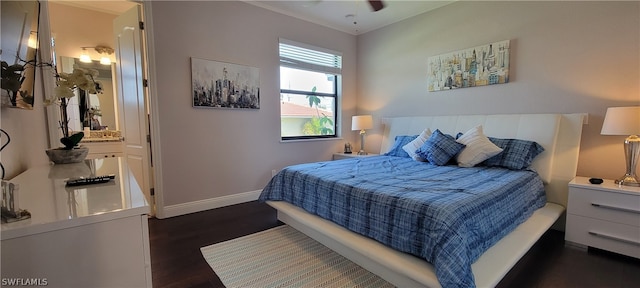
139, 1, 165, 218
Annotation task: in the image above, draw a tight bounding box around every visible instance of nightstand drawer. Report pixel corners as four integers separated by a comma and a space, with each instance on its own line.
568, 187, 640, 226
566, 214, 640, 259
332, 153, 379, 160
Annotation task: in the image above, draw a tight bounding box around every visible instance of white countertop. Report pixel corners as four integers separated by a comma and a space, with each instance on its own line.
1, 157, 149, 240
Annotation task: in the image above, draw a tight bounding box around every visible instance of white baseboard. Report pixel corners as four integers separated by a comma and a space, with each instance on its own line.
159, 190, 262, 218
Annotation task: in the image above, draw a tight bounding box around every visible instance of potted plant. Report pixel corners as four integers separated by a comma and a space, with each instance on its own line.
44, 67, 103, 164
1, 60, 34, 107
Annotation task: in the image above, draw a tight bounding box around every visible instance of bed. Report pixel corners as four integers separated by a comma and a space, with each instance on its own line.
260, 113, 586, 287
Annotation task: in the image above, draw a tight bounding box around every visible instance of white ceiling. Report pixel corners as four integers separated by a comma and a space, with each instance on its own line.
54, 1, 454, 35
247, 0, 456, 35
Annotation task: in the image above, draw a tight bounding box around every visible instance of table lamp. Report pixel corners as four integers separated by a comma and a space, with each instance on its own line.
352, 115, 373, 155
601, 106, 640, 186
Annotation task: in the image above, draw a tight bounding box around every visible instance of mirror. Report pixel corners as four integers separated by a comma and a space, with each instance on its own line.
45, 1, 136, 141
1, 0, 40, 110
58, 56, 117, 132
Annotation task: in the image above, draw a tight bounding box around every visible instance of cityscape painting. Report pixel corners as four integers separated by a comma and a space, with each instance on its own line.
191, 58, 260, 109
427, 40, 510, 92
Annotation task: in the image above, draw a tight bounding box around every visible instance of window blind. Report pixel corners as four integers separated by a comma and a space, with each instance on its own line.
279, 39, 342, 75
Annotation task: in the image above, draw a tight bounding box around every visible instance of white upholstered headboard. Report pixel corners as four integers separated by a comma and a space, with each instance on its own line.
380, 113, 586, 208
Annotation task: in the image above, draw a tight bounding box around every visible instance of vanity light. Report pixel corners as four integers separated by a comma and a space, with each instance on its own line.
79, 48, 92, 63
95, 46, 114, 65
79, 45, 115, 65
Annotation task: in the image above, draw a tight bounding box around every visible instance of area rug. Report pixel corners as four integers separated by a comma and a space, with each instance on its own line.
200, 225, 394, 288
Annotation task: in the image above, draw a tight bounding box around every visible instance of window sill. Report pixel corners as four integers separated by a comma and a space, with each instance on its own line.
280, 137, 343, 143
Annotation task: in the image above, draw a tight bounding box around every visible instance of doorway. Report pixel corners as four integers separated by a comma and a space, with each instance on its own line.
45, 0, 155, 214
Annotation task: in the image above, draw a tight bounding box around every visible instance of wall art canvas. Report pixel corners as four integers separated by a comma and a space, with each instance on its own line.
191, 57, 260, 109
428, 40, 510, 92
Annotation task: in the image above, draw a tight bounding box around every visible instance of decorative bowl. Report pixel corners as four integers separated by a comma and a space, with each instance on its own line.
45, 147, 89, 164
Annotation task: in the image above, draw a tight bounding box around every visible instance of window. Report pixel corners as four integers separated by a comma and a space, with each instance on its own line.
279, 39, 342, 140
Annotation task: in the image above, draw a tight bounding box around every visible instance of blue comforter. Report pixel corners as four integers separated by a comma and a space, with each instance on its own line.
259, 156, 546, 287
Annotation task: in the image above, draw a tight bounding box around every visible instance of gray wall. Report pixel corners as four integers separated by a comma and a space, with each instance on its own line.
3, 1, 638, 216
148, 1, 357, 208
0, 87, 49, 179
357, 1, 640, 181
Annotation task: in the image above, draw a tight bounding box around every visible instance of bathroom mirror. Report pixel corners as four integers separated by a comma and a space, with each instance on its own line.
0, 0, 40, 110
58, 56, 117, 132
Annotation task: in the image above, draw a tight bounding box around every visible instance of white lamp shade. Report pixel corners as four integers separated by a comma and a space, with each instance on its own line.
601, 106, 640, 135
352, 115, 373, 131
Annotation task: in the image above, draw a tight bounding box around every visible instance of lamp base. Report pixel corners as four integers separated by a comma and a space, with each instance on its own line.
616, 135, 640, 187
614, 175, 640, 187
358, 130, 367, 155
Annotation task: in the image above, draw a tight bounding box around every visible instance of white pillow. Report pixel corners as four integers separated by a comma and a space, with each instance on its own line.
456, 125, 503, 167
402, 128, 432, 161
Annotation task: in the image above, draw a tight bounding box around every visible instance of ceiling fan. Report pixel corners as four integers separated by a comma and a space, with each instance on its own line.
367, 0, 386, 11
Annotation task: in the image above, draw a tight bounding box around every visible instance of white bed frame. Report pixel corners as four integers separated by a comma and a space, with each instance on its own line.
268, 113, 586, 287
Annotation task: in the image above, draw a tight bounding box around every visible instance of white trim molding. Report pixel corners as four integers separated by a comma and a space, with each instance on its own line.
159, 190, 262, 219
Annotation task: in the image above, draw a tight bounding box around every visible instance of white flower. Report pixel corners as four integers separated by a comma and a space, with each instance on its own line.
47, 67, 105, 140
54, 86, 75, 99
53, 68, 103, 100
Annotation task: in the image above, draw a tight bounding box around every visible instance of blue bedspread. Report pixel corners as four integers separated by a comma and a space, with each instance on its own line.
259, 156, 546, 288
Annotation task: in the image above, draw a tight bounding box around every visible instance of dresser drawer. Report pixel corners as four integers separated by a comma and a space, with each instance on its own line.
567, 187, 640, 226
87, 152, 125, 159
566, 214, 640, 259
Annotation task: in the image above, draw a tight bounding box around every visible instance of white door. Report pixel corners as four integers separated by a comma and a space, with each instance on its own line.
114, 5, 153, 210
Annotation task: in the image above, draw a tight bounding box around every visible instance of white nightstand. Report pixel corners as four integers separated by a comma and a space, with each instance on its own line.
332, 153, 379, 160
565, 176, 640, 259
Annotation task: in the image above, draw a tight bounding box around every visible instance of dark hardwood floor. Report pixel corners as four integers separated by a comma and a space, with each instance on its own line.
149, 201, 282, 288
149, 201, 640, 287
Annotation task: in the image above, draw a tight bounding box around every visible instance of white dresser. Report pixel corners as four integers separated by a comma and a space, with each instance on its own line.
565, 176, 640, 259
1, 157, 151, 287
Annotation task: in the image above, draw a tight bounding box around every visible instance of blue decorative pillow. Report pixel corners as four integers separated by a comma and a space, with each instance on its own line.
484, 137, 545, 170
384, 135, 418, 158
415, 129, 466, 165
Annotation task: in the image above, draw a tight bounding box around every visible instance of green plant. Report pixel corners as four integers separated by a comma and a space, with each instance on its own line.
302, 115, 334, 135
0, 61, 28, 106
303, 86, 334, 135
60, 132, 84, 150
306, 87, 321, 110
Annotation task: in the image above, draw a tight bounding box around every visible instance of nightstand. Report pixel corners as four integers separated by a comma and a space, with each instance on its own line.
565, 176, 640, 259
332, 153, 379, 160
